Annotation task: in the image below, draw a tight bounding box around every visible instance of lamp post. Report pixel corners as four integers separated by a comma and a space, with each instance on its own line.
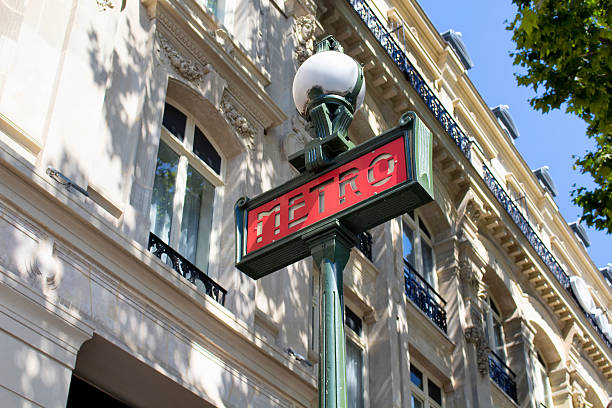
291, 36, 366, 407
235, 35, 433, 408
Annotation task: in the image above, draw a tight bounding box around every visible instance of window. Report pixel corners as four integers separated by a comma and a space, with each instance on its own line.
484, 296, 506, 361
410, 365, 443, 407
345, 307, 366, 408
533, 351, 552, 408
403, 212, 436, 287
149, 102, 222, 273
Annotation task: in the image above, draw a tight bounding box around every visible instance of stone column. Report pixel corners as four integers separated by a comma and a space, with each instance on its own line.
503, 316, 537, 407
0, 281, 93, 407
549, 367, 574, 408
366, 219, 406, 408
445, 209, 494, 408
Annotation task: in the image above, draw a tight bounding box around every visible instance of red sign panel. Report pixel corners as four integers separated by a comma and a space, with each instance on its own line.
246, 137, 407, 254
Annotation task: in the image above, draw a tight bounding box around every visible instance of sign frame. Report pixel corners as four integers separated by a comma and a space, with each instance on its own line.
235, 112, 433, 280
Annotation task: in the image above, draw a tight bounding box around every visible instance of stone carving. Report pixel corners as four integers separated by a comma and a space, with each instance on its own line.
96, 0, 115, 10
293, 15, 316, 66
281, 114, 311, 160
25, 238, 60, 292
570, 383, 590, 408
220, 92, 255, 148
97, 0, 125, 11
158, 34, 203, 83
465, 306, 490, 375
158, 14, 208, 65
459, 255, 486, 300
465, 200, 482, 224
215, 29, 236, 57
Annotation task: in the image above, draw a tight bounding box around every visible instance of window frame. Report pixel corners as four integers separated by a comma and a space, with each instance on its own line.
409, 362, 443, 408
533, 351, 553, 408
151, 100, 225, 274
344, 302, 370, 408
402, 211, 437, 289
484, 296, 507, 362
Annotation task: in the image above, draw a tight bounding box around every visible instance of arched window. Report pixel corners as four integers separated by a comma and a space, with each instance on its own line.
484, 296, 506, 361
402, 211, 436, 288
149, 102, 222, 274
533, 351, 553, 408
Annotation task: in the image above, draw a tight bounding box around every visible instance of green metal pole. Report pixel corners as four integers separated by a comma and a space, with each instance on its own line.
309, 224, 352, 408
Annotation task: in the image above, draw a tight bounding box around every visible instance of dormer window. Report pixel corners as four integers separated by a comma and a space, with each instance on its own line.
532, 166, 558, 197
441, 29, 474, 70
569, 220, 590, 248
491, 105, 520, 141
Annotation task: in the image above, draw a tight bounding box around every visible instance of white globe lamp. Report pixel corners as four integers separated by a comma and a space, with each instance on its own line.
293, 50, 366, 118
289, 36, 365, 173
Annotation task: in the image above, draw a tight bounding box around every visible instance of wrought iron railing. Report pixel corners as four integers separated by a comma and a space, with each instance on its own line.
346, 0, 612, 354
404, 261, 447, 333
488, 351, 517, 402
347, 0, 471, 160
357, 231, 373, 261
482, 165, 571, 289
148, 233, 227, 305
586, 311, 612, 350
483, 165, 612, 350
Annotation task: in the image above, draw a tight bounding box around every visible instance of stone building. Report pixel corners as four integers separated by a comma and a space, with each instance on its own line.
0, 0, 610, 407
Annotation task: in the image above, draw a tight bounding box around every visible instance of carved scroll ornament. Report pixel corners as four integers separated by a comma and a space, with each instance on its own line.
465, 307, 490, 375
158, 34, 203, 83
220, 93, 255, 148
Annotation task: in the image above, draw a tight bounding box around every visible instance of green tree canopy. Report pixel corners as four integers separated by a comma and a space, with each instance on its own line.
507, 0, 612, 233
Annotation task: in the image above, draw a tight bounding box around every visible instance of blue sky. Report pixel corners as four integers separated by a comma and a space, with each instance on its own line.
417, 0, 610, 269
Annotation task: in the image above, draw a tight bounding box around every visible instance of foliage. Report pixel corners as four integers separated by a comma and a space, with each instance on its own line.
507, 0, 612, 233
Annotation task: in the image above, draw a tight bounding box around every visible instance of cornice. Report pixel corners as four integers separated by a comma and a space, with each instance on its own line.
382, 0, 608, 311
158, 0, 287, 129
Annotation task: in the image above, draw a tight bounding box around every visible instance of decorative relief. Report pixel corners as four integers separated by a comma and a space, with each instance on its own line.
465, 306, 490, 375
96, 0, 125, 11
157, 14, 209, 68
281, 114, 311, 160
96, 0, 115, 11
25, 238, 61, 292
459, 255, 486, 300
220, 92, 256, 148
158, 34, 203, 83
465, 200, 482, 224
570, 382, 591, 408
157, 13, 269, 129
293, 14, 316, 66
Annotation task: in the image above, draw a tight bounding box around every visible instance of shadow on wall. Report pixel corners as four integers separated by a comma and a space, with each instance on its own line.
84, 7, 163, 241
0, 207, 75, 406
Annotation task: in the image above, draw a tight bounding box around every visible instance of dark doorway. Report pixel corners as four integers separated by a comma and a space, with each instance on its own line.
66, 375, 130, 407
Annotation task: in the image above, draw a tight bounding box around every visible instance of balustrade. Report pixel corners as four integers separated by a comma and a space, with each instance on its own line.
488, 351, 518, 402
148, 233, 227, 305
357, 231, 373, 261
404, 261, 447, 333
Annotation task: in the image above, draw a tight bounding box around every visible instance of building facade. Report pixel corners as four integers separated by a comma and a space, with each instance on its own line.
0, 0, 610, 407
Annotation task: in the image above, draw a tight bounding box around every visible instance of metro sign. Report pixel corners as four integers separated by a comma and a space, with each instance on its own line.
235, 112, 433, 280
